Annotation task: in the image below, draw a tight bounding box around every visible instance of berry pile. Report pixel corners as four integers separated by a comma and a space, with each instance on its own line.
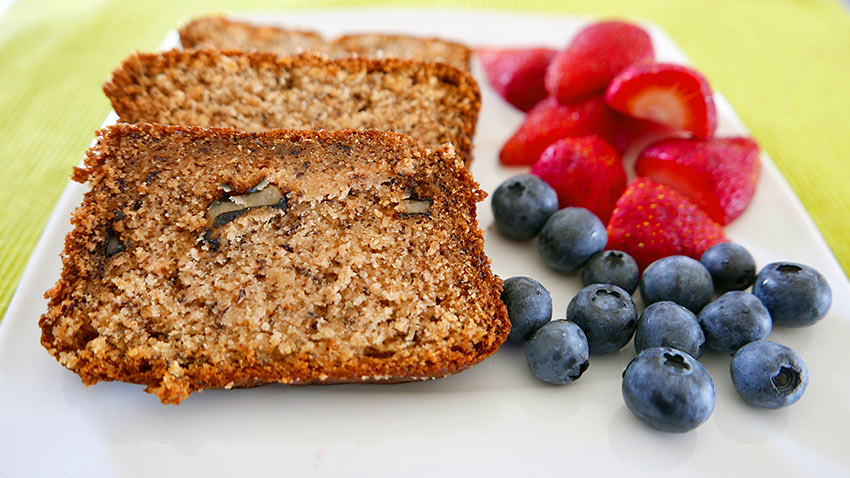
483, 19, 834, 433
499, 240, 831, 432
481, 19, 761, 268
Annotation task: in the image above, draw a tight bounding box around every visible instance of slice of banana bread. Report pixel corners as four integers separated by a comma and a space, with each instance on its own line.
103, 50, 480, 166
178, 16, 327, 55
178, 16, 471, 71
40, 123, 509, 404
332, 33, 471, 71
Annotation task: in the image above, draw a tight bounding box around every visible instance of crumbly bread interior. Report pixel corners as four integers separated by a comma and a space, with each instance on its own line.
103, 50, 479, 166
332, 33, 470, 70
178, 16, 471, 71
179, 16, 327, 55
40, 124, 508, 404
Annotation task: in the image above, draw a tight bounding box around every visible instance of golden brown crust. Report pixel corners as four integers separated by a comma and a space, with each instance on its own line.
102, 49, 480, 166
178, 16, 471, 71
40, 124, 509, 404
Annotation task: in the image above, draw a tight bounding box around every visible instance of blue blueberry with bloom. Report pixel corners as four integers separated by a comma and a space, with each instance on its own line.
731, 340, 808, 409
634, 301, 705, 358
700, 242, 756, 292
567, 283, 637, 354
697, 291, 771, 355
640, 255, 713, 313
581, 249, 640, 294
752, 262, 831, 327
501, 276, 552, 343
622, 347, 716, 433
491, 174, 559, 240
526, 320, 590, 384
537, 208, 607, 274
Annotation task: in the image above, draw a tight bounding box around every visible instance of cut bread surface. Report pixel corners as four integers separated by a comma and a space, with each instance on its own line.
178, 16, 471, 71
179, 16, 326, 55
40, 124, 509, 404
332, 33, 471, 71
103, 50, 480, 166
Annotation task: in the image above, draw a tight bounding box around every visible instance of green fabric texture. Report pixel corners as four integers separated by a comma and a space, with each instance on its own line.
1, 0, 849, 319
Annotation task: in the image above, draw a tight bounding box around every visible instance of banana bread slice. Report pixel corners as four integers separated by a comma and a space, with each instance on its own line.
103, 50, 480, 166
40, 123, 509, 404
332, 33, 471, 71
178, 16, 471, 71
178, 16, 327, 55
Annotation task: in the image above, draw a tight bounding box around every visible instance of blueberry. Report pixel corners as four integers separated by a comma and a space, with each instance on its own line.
731, 340, 808, 409
634, 301, 705, 358
697, 291, 772, 355
580, 250, 640, 294
525, 320, 590, 384
501, 276, 552, 343
700, 242, 756, 292
537, 208, 607, 274
566, 283, 637, 354
640, 256, 713, 313
622, 347, 715, 433
752, 262, 832, 327
491, 174, 559, 240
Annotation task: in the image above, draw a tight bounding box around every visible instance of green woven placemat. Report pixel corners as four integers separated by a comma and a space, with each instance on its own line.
1, 0, 849, 319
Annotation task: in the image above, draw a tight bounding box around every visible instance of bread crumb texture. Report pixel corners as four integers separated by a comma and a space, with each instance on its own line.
179, 16, 326, 56
179, 16, 472, 71
41, 124, 509, 404
103, 50, 480, 166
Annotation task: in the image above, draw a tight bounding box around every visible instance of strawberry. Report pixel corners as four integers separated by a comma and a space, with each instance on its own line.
608, 114, 673, 155
479, 47, 557, 112
545, 20, 654, 103
635, 137, 761, 225
500, 95, 618, 166
530, 136, 626, 222
607, 177, 727, 270
605, 63, 717, 139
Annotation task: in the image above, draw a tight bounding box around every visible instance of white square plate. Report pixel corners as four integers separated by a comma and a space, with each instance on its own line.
1, 9, 848, 477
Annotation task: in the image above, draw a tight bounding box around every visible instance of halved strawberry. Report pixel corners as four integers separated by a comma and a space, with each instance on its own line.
607, 177, 727, 270
500, 95, 618, 166
479, 47, 557, 112
635, 137, 761, 224
530, 136, 626, 222
608, 113, 673, 155
605, 63, 717, 139
545, 20, 654, 103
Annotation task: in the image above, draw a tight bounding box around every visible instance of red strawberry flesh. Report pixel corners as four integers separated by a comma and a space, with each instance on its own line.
608, 113, 673, 154
500, 95, 618, 166
607, 177, 727, 270
545, 20, 654, 103
479, 47, 556, 112
605, 63, 717, 139
635, 137, 761, 224
530, 136, 626, 222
